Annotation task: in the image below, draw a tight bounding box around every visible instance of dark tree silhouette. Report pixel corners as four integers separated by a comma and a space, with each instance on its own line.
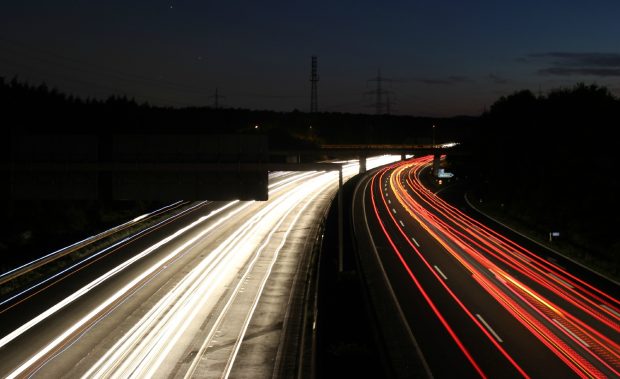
459, 83, 620, 274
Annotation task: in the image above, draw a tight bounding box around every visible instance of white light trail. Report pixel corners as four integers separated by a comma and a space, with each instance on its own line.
85, 171, 340, 377
5, 200, 248, 378
5, 156, 401, 377
0, 201, 184, 281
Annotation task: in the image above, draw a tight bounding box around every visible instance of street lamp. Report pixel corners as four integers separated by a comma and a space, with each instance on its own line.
432, 124, 436, 147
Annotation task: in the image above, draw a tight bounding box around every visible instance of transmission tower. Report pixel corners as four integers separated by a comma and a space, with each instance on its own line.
310, 56, 319, 113
366, 69, 395, 115
210, 87, 225, 109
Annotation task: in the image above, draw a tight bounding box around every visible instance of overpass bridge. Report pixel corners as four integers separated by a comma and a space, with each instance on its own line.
2, 134, 457, 202
274, 143, 457, 175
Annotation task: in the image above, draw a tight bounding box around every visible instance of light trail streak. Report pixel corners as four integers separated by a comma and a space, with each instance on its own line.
0, 201, 186, 285
372, 156, 620, 378
220, 180, 328, 379
0, 201, 208, 312
86, 173, 335, 378
5, 200, 248, 378
370, 170, 489, 378
408, 163, 620, 321
372, 167, 528, 378
6, 171, 318, 377
403, 162, 620, 370
4, 155, 401, 378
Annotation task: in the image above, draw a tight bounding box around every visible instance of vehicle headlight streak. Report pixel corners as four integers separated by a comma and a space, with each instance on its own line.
185, 174, 333, 379
83, 157, 399, 378
370, 156, 620, 378
83, 174, 332, 378
0, 201, 207, 312
0, 201, 186, 285
5, 170, 319, 378
1, 171, 320, 352
5, 199, 250, 379
5, 155, 401, 378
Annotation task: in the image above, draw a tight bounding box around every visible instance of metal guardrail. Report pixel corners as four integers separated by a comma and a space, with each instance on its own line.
0, 201, 187, 290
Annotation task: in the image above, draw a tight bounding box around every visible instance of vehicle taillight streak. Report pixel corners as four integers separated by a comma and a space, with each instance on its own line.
405, 168, 620, 331
369, 156, 619, 378
372, 168, 529, 378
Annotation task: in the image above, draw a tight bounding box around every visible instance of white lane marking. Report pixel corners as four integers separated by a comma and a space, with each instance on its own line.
547, 272, 574, 289
388, 199, 392, 204
386, 192, 389, 197
601, 304, 620, 318
357, 169, 434, 378
399, 220, 405, 227
411, 237, 420, 247
433, 265, 448, 280
476, 314, 503, 343
553, 319, 590, 348
392, 208, 397, 214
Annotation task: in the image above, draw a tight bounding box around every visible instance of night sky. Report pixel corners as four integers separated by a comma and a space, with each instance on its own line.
1, 1, 619, 116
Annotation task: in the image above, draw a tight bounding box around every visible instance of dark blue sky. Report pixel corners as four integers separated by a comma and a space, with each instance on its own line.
2, 1, 619, 116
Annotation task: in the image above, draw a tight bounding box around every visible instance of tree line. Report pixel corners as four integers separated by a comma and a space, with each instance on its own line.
456, 83, 619, 275
5, 76, 614, 276
0, 76, 473, 147
0, 76, 469, 272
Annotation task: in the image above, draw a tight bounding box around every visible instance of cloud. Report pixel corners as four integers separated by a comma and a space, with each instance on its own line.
529, 52, 620, 67
539, 67, 620, 77
417, 75, 471, 85
527, 52, 620, 77
488, 73, 509, 84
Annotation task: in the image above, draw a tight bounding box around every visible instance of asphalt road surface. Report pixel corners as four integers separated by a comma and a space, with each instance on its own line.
0, 156, 399, 378
353, 155, 619, 378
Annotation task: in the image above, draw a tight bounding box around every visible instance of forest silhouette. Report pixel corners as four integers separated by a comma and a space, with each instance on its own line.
459, 83, 619, 276
1, 77, 617, 277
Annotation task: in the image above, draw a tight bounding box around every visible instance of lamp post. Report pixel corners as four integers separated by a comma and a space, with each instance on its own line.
432, 124, 439, 176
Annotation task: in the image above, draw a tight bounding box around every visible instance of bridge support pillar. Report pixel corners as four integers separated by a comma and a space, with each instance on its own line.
433, 153, 441, 176
359, 156, 367, 174
286, 155, 300, 163
401, 154, 407, 161
338, 167, 344, 272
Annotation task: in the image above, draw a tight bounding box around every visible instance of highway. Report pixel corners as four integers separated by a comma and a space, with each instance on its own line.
353, 156, 620, 378
0, 156, 398, 378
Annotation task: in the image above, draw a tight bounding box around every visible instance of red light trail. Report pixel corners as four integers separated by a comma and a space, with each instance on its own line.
368, 156, 619, 378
